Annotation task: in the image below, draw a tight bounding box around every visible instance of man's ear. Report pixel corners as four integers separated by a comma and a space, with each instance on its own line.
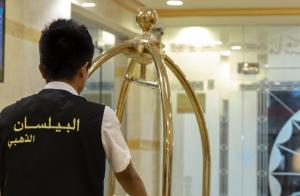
39, 64, 47, 79
79, 62, 89, 78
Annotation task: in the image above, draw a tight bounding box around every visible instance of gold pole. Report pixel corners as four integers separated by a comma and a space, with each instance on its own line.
145, 44, 174, 196
88, 41, 135, 77
87, 7, 211, 196
115, 59, 137, 119
107, 170, 114, 196
164, 56, 211, 196
125, 75, 159, 89
107, 59, 137, 196
88, 44, 136, 196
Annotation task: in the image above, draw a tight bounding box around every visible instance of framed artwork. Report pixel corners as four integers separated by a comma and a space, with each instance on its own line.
0, 0, 5, 82
176, 93, 206, 113
268, 90, 300, 196
251, 81, 300, 196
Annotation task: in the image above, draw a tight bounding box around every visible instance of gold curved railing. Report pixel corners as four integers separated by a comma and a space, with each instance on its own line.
88, 7, 211, 196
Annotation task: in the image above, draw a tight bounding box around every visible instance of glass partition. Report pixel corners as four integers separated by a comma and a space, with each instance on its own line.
164, 25, 300, 196
71, 9, 300, 195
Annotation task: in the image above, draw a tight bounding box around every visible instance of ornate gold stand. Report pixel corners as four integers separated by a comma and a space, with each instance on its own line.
88, 7, 211, 196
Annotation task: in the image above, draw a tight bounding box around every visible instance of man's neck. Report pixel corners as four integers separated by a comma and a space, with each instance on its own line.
46, 79, 81, 94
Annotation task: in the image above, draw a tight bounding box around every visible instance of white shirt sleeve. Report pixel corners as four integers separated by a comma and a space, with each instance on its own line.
101, 106, 131, 173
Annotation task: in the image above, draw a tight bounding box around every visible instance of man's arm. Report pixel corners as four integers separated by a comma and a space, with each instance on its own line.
115, 161, 147, 196
101, 107, 147, 195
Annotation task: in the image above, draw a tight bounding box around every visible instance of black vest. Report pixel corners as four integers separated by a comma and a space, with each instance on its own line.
0, 89, 106, 196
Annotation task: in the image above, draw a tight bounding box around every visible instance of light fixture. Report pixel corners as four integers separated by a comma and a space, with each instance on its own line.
221, 51, 231, 56
81, 2, 96, 8
231, 45, 242, 50
102, 31, 116, 45
213, 41, 223, 46
166, 0, 183, 6
274, 81, 281, 85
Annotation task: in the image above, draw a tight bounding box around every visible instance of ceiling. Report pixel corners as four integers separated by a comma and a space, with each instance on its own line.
138, 0, 300, 9
131, 0, 300, 26
110, 0, 300, 26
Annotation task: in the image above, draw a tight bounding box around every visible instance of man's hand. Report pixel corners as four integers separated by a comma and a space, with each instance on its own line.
115, 161, 147, 196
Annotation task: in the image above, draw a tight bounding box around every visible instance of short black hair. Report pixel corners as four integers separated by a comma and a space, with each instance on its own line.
39, 19, 94, 80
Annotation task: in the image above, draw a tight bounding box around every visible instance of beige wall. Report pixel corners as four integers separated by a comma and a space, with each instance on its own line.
0, 0, 138, 110
0, 0, 71, 110
0, 1, 158, 195
71, 0, 139, 36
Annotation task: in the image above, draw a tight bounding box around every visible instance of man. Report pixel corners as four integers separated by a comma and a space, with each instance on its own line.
0, 19, 147, 196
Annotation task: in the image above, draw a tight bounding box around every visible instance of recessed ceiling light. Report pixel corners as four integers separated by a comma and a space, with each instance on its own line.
166, 0, 183, 6
81, 2, 96, 8
231, 45, 242, 50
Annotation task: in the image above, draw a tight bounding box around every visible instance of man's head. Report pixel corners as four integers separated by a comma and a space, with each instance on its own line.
39, 19, 94, 93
